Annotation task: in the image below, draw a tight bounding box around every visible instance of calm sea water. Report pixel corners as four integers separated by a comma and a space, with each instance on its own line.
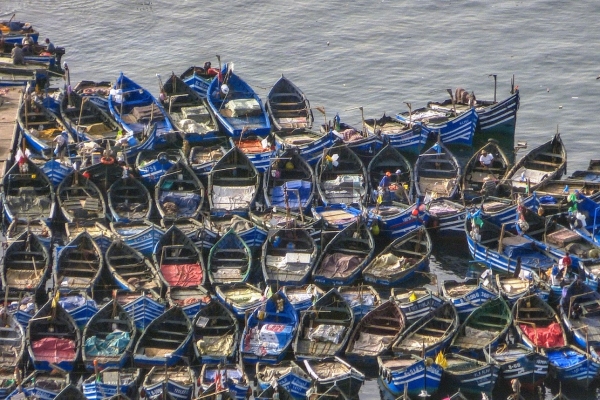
5, 0, 600, 398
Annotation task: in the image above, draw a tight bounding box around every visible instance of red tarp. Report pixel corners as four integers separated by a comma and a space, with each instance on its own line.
161, 264, 203, 287
520, 322, 565, 348
32, 337, 76, 362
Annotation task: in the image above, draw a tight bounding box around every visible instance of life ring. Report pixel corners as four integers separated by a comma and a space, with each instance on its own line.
101, 156, 115, 165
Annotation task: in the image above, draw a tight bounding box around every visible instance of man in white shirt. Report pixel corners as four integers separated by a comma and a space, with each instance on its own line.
479, 150, 494, 167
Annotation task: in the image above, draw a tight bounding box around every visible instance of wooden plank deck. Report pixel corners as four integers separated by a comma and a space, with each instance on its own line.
0, 88, 22, 178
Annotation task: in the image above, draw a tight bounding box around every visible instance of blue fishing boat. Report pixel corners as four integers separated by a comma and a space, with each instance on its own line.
477, 87, 520, 136
392, 287, 446, 325
281, 284, 324, 313
1, 230, 50, 294
274, 128, 335, 166
293, 288, 353, 360
116, 291, 165, 332
167, 286, 211, 320
41, 158, 73, 187
264, 148, 315, 212
209, 214, 268, 252
367, 143, 413, 205
231, 135, 276, 173
215, 282, 265, 320
162, 216, 219, 255
208, 228, 251, 286
378, 355, 443, 398
442, 278, 498, 322
321, 116, 381, 163
160, 72, 220, 142
26, 297, 80, 372
559, 280, 600, 352
65, 219, 114, 253
135, 148, 184, 186
0, 289, 37, 328
262, 221, 317, 286
338, 285, 381, 324
192, 299, 239, 364
499, 132, 567, 194
414, 139, 461, 201
478, 194, 538, 229
7, 371, 70, 400
240, 291, 298, 364
0, 309, 25, 374
267, 74, 313, 132
364, 114, 426, 155
1, 158, 55, 223
133, 305, 192, 367
60, 89, 120, 142
0, 19, 39, 44
107, 174, 152, 222
6, 219, 52, 251
545, 345, 600, 389
345, 300, 406, 366
200, 362, 251, 400
208, 146, 260, 217
154, 225, 205, 290
396, 104, 478, 146
461, 139, 511, 202
188, 136, 232, 183
392, 301, 458, 358
255, 361, 312, 400
206, 62, 271, 137
142, 366, 197, 400
484, 343, 548, 392
57, 169, 106, 223
82, 299, 136, 371
441, 353, 500, 395
82, 368, 141, 400
81, 155, 125, 193
513, 293, 566, 352
312, 203, 364, 230
17, 91, 72, 157
450, 296, 511, 356
73, 80, 112, 111
181, 61, 220, 98
109, 72, 174, 139
54, 231, 103, 293
493, 268, 551, 305
465, 211, 558, 275
516, 202, 600, 268
111, 219, 165, 257
425, 199, 468, 238
312, 220, 375, 287
58, 290, 99, 329
363, 226, 431, 287
155, 160, 205, 220
368, 203, 427, 240
303, 357, 365, 399
428, 84, 520, 137
316, 141, 367, 206
105, 239, 162, 293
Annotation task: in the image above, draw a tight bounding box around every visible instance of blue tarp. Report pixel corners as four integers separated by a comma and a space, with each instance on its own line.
85, 331, 131, 356
547, 349, 586, 368
271, 180, 311, 208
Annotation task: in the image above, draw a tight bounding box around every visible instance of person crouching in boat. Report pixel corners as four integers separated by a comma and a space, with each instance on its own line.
480, 175, 498, 197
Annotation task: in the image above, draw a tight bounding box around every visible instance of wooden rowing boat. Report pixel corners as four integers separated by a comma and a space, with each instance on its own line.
293, 288, 353, 360
266, 74, 313, 131
82, 299, 136, 371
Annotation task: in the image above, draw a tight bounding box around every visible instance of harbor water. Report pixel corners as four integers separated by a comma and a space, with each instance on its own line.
3, 0, 600, 398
